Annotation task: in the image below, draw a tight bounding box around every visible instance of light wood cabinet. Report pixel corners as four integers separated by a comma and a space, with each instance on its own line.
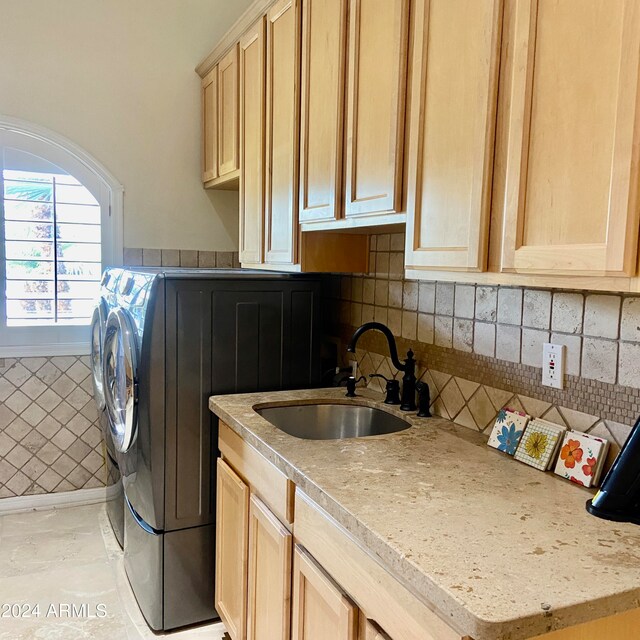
218, 44, 240, 178
298, 0, 348, 223
201, 67, 218, 183
247, 495, 292, 640
239, 19, 266, 265
344, 0, 410, 218
360, 615, 391, 640
215, 458, 249, 640
404, 0, 502, 273
292, 544, 358, 640
264, 0, 300, 266
497, 0, 640, 278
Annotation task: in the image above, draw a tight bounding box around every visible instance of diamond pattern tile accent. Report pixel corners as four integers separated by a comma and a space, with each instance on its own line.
0, 356, 105, 498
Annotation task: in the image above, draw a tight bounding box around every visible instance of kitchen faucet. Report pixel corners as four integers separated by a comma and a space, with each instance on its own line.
346, 322, 417, 411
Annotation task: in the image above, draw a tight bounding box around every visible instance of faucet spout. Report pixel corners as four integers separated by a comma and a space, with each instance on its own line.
346, 321, 418, 412
346, 322, 406, 371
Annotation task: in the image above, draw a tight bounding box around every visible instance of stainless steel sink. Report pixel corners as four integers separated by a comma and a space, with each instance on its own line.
256, 403, 411, 440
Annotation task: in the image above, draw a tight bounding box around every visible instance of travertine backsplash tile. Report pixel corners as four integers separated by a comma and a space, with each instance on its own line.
124, 248, 240, 269
0, 356, 105, 499
326, 232, 640, 450
584, 294, 621, 339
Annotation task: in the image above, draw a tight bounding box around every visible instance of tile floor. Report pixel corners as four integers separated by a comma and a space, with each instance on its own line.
0, 502, 228, 639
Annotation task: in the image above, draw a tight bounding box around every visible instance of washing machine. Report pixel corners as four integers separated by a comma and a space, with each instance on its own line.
90, 269, 125, 548
101, 267, 321, 631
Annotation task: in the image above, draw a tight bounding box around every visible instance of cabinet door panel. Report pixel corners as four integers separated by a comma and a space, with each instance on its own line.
247, 495, 292, 640
361, 618, 391, 640
500, 0, 640, 276
218, 45, 239, 176
299, 0, 348, 223
405, 0, 502, 272
215, 458, 249, 640
265, 0, 300, 265
344, 0, 410, 217
202, 68, 218, 183
292, 545, 357, 640
240, 19, 266, 265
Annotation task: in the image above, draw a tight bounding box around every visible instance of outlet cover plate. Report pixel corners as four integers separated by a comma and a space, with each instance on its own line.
542, 343, 565, 389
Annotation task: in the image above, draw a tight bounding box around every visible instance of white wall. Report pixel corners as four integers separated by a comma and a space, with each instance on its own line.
0, 0, 252, 251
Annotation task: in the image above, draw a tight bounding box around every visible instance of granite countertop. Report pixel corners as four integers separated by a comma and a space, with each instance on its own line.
209, 387, 640, 640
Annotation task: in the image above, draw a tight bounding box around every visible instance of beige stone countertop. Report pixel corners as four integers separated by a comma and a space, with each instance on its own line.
209, 387, 640, 640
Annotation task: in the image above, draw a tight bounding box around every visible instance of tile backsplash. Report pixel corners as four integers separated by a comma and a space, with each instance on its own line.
124, 248, 240, 269
0, 356, 105, 499
327, 232, 640, 461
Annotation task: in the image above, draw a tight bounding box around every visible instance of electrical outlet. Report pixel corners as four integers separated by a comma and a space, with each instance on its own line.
542, 343, 565, 389
349, 360, 358, 378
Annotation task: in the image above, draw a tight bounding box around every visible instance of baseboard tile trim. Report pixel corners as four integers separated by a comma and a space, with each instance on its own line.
0, 484, 116, 516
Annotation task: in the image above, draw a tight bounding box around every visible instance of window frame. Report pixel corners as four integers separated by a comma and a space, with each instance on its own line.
0, 118, 123, 357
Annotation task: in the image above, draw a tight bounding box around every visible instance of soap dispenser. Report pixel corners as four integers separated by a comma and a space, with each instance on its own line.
586, 415, 640, 525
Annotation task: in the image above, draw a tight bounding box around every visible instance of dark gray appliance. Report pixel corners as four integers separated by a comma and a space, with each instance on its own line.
101, 267, 321, 631
90, 269, 125, 548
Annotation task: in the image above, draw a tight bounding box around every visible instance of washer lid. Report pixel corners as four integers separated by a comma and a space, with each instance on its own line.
90, 301, 107, 411
103, 307, 139, 454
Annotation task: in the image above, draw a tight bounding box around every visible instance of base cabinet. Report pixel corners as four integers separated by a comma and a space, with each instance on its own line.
360, 616, 391, 640
247, 495, 292, 640
292, 545, 358, 640
215, 458, 249, 640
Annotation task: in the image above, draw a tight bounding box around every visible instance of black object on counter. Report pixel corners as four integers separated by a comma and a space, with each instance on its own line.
586, 415, 640, 525
341, 375, 366, 398
369, 373, 401, 405
416, 381, 432, 418
347, 322, 417, 411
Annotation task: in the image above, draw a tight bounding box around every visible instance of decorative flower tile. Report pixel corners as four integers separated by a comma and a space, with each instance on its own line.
554, 431, 610, 488
514, 419, 566, 471
487, 409, 530, 455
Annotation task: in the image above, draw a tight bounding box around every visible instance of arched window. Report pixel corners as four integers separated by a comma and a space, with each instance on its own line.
0, 118, 123, 356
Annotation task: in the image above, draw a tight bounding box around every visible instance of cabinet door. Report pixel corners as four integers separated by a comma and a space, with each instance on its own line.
218, 45, 240, 177
247, 495, 292, 640
215, 458, 249, 640
405, 0, 502, 272
299, 0, 348, 223
240, 19, 266, 265
344, 0, 410, 218
265, 0, 300, 265
499, 0, 640, 277
202, 67, 218, 183
361, 618, 391, 640
292, 545, 357, 640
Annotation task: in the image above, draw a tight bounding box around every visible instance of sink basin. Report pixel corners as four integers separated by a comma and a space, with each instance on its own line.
256, 403, 411, 440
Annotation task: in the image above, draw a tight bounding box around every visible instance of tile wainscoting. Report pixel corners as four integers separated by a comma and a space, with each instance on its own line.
123, 248, 240, 269
327, 233, 640, 465
0, 356, 105, 499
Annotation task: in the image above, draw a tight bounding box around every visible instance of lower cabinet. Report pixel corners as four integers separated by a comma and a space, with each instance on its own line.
361, 617, 391, 640
247, 495, 292, 640
215, 458, 249, 640
291, 545, 358, 640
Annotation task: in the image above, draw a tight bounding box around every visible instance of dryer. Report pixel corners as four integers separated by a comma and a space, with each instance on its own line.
90, 269, 124, 548
101, 267, 321, 631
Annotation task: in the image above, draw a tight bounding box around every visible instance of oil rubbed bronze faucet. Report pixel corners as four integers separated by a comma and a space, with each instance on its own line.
347, 322, 417, 411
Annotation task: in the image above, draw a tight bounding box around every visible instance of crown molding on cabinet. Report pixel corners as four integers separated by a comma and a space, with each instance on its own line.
195, 0, 277, 78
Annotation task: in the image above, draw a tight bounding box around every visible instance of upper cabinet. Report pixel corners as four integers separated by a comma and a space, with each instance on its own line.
497, 0, 640, 278
298, 0, 348, 224
239, 18, 266, 265
201, 47, 239, 189
218, 45, 240, 179
201, 68, 218, 183
344, 0, 410, 219
404, 0, 502, 272
264, 0, 301, 267
198, 0, 640, 291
